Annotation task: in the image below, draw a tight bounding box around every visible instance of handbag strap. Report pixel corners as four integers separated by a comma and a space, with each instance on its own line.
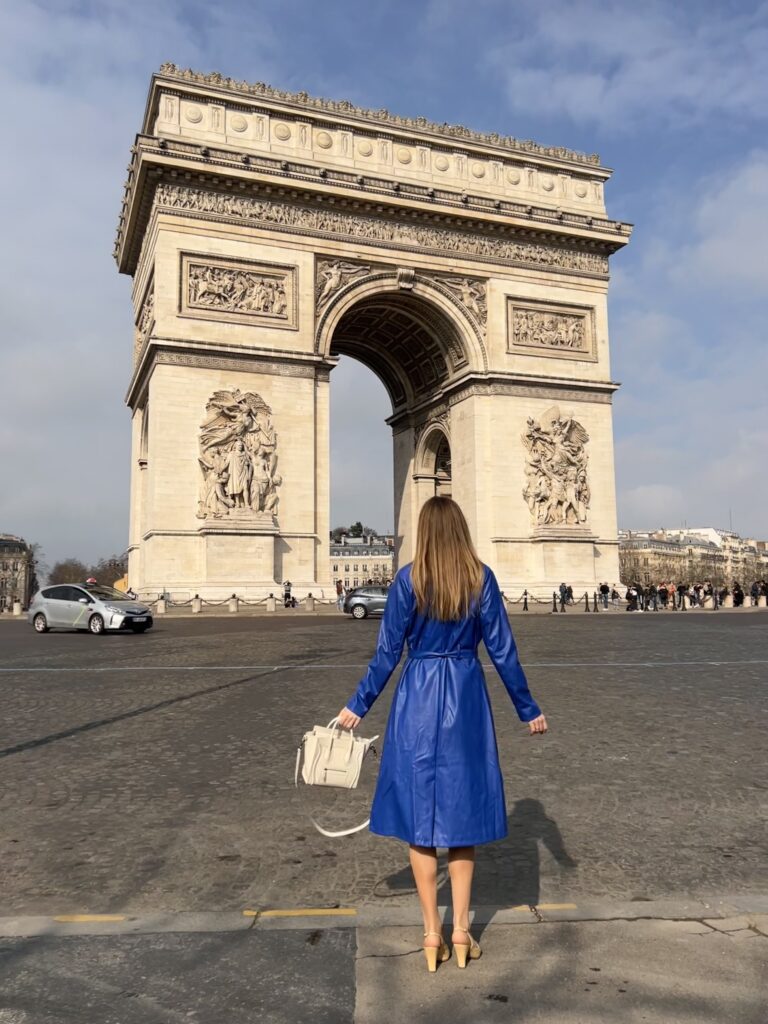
294, 730, 379, 838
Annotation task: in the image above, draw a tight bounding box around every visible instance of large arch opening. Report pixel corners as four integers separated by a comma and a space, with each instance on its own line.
327, 288, 466, 571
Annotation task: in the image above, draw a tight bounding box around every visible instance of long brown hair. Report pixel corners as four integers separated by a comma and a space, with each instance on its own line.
411, 497, 484, 621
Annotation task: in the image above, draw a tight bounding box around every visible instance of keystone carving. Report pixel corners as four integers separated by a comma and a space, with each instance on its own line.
196, 389, 282, 522
522, 406, 590, 527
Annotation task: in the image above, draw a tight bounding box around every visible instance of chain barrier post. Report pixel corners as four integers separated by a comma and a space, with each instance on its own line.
228, 593, 238, 613
559, 592, 566, 613
552, 592, 558, 613
593, 591, 599, 613
266, 593, 276, 613
523, 590, 529, 612
584, 592, 590, 612
191, 594, 202, 614
156, 597, 167, 615
306, 593, 315, 612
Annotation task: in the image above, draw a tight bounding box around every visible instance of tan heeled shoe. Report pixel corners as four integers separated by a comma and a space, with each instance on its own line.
423, 931, 450, 972
452, 924, 481, 968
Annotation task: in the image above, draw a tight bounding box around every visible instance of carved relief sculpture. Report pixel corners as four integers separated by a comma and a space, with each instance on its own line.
157, 185, 609, 278
522, 406, 591, 527
438, 277, 487, 325
507, 300, 596, 360
181, 254, 297, 328
196, 389, 282, 521
134, 284, 154, 362
316, 260, 370, 309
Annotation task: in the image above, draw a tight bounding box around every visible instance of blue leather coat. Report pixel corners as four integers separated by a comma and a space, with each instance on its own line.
345, 564, 541, 847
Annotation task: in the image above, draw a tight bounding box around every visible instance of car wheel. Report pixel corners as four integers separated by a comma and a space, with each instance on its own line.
33, 613, 49, 633
351, 604, 367, 619
89, 614, 105, 635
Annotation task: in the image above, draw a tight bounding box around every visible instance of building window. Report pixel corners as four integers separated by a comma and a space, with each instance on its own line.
344, 578, 349, 588
354, 564, 359, 571
362, 564, 368, 572
353, 577, 359, 587
333, 564, 338, 572
345, 564, 349, 571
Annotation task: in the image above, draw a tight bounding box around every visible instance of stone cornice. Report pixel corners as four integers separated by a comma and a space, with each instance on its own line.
151, 64, 602, 168
116, 145, 630, 276
125, 338, 332, 409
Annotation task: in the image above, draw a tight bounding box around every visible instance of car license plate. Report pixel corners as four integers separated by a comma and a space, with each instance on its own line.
132, 616, 147, 623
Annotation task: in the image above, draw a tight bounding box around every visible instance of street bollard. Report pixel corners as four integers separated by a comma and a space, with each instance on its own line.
592, 591, 598, 612
584, 592, 590, 612
552, 592, 558, 613
523, 590, 529, 612
191, 595, 202, 614
156, 598, 167, 615
12, 601, 22, 616
306, 593, 315, 612
228, 594, 238, 613
559, 593, 566, 613
759, 595, 767, 608
266, 594, 276, 612
723, 594, 733, 608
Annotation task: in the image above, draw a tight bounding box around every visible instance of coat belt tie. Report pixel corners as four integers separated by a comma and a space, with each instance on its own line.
407, 649, 476, 660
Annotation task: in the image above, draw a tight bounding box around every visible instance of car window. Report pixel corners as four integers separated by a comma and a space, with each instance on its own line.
64, 586, 89, 602
43, 586, 70, 601
82, 585, 128, 600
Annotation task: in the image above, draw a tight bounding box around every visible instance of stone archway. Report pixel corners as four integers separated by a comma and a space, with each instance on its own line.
118, 65, 630, 598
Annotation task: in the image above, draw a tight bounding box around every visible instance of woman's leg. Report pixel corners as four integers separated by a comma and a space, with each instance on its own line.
447, 846, 475, 939
409, 845, 442, 945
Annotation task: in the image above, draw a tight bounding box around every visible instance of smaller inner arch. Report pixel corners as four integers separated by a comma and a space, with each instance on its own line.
417, 427, 452, 498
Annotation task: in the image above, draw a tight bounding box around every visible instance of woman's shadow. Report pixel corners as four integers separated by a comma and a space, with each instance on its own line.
376, 798, 577, 921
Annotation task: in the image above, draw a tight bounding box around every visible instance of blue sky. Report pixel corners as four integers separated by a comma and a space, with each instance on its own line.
1, 0, 766, 564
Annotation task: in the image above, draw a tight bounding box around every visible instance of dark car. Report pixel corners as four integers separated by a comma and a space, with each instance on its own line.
28, 583, 153, 635
343, 586, 389, 619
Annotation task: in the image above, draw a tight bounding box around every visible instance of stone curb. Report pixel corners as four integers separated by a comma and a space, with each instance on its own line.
1, 895, 765, 938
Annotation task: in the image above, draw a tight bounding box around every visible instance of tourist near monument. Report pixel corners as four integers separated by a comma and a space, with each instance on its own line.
116, 64, 631, 602
337, 497, 547, 972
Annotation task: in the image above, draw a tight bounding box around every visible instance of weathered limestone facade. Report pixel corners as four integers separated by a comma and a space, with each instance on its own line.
116, 65, 631, 599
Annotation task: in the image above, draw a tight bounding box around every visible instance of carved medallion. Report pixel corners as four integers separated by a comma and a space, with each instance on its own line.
180, 253, 297, 328
507, 298, 596, 361
522, 406, 590, 527
196, 388, 282, 524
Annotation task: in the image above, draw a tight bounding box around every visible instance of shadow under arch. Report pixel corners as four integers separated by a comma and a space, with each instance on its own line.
316, 272, 486, 415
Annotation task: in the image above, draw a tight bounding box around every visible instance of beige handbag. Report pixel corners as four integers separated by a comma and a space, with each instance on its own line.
295, 717, 379, 837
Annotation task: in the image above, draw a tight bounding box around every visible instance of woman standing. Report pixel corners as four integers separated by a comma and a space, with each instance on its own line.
337, 497, 547, 972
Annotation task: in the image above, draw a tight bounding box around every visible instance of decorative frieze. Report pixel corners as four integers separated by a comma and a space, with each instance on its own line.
507, 298, 596, 362
522, 406, 590, 527
180, 253, 298, 328
154, 184, 609, 278
197, 388, 282, 522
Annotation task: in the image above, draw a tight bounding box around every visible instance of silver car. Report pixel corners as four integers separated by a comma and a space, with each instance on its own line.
343, 586, 389, 619
27, 583, 153, 635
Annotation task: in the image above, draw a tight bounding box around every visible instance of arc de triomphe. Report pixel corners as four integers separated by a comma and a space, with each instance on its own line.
116, 65, 631, 599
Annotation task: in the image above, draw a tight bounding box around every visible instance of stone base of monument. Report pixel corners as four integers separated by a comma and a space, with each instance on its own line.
196, 511, 280, 586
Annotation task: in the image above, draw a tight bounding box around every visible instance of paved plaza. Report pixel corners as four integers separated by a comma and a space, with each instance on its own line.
0, 612, 766, 1021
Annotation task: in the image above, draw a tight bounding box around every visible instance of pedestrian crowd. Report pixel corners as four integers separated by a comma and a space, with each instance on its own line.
619, 579, 768, 611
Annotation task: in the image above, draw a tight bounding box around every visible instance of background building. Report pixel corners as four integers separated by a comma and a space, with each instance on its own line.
619, 528, 768, 586
330, 535, 394, 590
0, 534, 34, 609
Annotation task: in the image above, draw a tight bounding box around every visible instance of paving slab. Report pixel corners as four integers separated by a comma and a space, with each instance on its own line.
354, 920, 768, 1024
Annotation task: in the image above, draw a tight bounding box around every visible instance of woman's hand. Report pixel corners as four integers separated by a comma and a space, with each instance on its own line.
528, 713, 548, 735
337, 707, 361, 730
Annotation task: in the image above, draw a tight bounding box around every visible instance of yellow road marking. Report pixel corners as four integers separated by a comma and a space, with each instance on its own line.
535, 903, 578, 911
54, 914, 127, 923
243, 908, 357, 919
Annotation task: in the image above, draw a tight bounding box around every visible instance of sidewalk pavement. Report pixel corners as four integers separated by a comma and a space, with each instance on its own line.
1, 901, 765, 1023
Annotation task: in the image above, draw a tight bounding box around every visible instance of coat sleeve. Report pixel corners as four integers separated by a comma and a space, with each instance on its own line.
480, 568, 542, 722
345, 569, 414, 718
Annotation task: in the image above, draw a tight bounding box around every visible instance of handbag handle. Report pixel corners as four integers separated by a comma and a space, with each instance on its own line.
327, 715, 354, 737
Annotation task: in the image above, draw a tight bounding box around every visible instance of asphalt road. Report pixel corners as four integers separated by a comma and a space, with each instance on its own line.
0, 611, 766, 916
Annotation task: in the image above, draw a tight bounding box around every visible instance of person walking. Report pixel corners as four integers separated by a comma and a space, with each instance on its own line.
336, 497, 547, 973
335, 578, 344, 612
